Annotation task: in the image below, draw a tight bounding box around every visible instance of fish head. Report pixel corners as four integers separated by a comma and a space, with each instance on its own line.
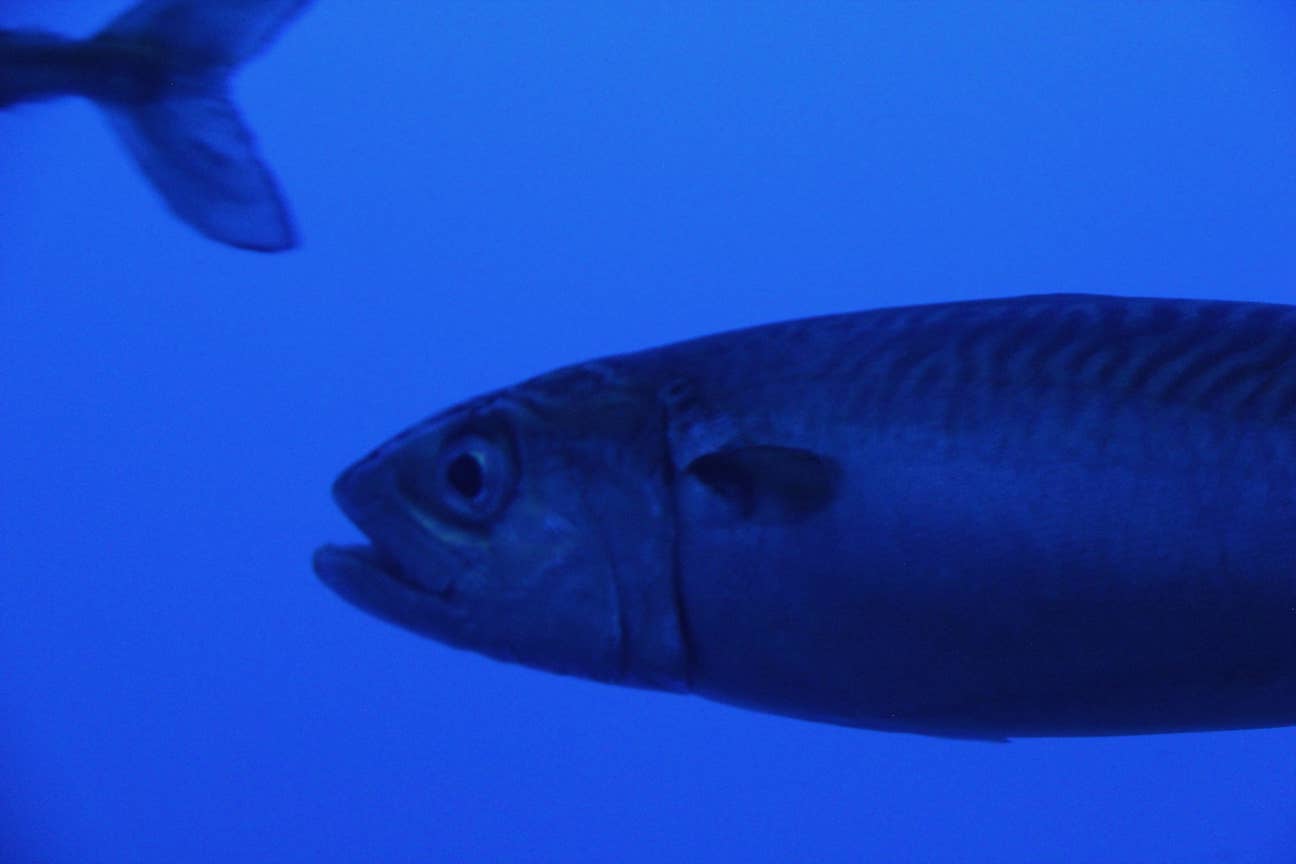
314, 364, 680, 685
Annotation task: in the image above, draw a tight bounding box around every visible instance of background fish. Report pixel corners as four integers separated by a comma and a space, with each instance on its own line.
0, 0, 311, 251
317, 293, 1296, 740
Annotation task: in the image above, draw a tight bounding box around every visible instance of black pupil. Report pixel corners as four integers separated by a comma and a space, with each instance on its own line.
446, 451, 485, 501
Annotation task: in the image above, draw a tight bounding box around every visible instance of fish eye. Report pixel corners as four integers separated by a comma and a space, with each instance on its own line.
423, 430, 517, 527
446, 452, 485, 501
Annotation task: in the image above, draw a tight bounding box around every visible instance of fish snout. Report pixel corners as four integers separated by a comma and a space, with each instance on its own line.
323, 443, 452, 596
331, 446, 393, 528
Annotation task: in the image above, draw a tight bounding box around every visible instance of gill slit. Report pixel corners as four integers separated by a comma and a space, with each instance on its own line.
660, 382, 696, 691
565, 447, 630, 683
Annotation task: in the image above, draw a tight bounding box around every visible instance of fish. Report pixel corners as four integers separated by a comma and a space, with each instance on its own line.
0, 0, 312, 251
314, 294, 1296, 740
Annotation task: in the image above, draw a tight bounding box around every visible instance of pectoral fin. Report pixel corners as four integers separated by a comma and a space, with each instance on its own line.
685, 446, 841, 523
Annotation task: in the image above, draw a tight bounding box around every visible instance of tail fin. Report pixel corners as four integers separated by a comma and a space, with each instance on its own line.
93, 0, 312, 251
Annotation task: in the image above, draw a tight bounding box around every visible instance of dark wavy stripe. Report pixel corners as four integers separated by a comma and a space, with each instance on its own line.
653, 295, 1296, 427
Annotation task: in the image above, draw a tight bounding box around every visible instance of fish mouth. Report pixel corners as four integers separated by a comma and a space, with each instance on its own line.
317, 447, 457, 598
313, 539, 461, 640
313, 542, 437, 596
319, 432, 467, 602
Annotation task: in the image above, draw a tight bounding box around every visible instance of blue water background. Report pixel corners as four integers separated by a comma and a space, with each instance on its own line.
4, 2, 1296, 861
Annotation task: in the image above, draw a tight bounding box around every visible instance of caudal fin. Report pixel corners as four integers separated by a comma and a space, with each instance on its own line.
93, 0, 312, 252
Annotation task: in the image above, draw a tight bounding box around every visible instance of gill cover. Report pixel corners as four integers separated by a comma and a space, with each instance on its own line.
318, 363, 688, 691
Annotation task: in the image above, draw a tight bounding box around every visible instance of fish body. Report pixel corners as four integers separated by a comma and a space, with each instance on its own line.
1, 0, 312, 251
316, 294, 1296, 739
0, 31, 161, 106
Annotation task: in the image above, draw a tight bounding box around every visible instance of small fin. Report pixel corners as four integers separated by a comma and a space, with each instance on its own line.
96, 0, 313, 67
686, 446, 841, 523
101, 83, 295, 251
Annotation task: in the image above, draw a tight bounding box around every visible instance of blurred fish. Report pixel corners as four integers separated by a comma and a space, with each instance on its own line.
0, 0, 312, 251
315, 294, 1296, 740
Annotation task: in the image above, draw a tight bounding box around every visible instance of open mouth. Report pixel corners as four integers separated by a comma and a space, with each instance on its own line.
313, 542, 427, 593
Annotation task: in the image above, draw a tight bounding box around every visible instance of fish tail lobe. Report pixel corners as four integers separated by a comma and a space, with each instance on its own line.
93, 0, 312, 251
